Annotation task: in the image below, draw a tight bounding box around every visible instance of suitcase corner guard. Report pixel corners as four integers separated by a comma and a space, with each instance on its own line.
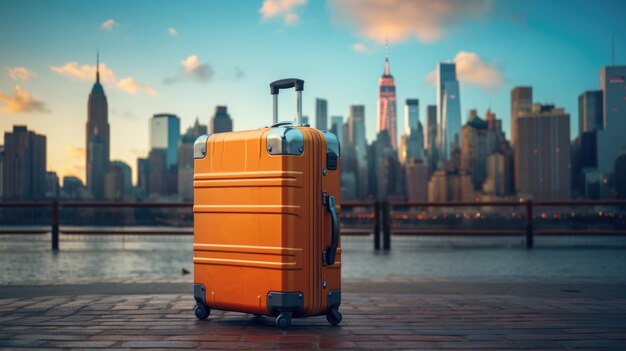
327, 289, 341, 309
194, 284, 206, 305
267, 291, 304, 317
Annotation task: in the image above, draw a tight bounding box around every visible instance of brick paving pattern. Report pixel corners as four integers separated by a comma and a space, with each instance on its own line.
1, 291, 625, 350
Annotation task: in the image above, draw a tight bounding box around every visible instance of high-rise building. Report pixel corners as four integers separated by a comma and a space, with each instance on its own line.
62, 176, 84, 199
578, 90, 604, 134
147, 149, 167, 198
105, 160, 132, 201
510, 86, 532, 147
399, 99, 425, 164
515, 104, 571, 200
45, 171, 60, 199
426, 105, 437, 171
136, 158, 150, 198
596, 65, 626, 175
2, 126, 46, 200
405, 158, 428, 202
404, 99, 419, 133
330, 116, 343, 142
86, 52, 110, 200
177, 118, 207, 201
150, 113, 180, 170
436, 63, 461, 162
461, 114, 490, 191
377, 48, 397, 149
315, 98, 328, 130
427, 168, 473, 202
210, 106, 233, 134
373, 131, 400, 200
349, 105, 368, 199
482, 153, 507, 197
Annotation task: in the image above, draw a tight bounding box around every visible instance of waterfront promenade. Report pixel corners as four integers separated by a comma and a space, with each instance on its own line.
1, 236, 626, 349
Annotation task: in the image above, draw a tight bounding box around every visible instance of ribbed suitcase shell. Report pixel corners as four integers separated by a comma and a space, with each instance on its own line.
193, 126, 341, 325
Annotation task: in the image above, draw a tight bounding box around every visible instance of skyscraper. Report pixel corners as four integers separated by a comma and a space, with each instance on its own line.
150, 114, 181, 170
404, 99, 419, 133
377, 47, 397, 149
86, 52, 110, 200
210, 106, 233, 134
596, 65, 626, 174
349, 105, 368, 199
330, 116, 343, 142
2, 126, 46, 200
315, 98, 328, 130
405, 158, 428, 202
461, 114, 490, 191
436, 63, 461, 162
578, 90, 604, 134
426, 105, 437, 171
510, 86, 533, 147
516, 104, 571, 200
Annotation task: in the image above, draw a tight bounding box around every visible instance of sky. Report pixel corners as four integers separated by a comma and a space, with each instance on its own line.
1, 0, 624, 185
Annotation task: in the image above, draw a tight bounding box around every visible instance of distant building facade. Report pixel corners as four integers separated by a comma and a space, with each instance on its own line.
330, 116, 343, 142
349, 105, 368, 199
437, 63, 461, 162
405, 158, 429, 202
377, 50, 397, 149
515, 104, 571, 200
2, 126, 46, 200
315, 98, 328, 130
426, 105, 437, 171
578, 90, 604, 134
86, 55, 110, 200
150, 113, 181, 170
210, 106, 233, 134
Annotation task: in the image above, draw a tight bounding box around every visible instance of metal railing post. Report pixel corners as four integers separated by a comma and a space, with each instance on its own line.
373, 201, 381, 250
51, 201, 59, 251
382, 201, 391, 250
525, 200, 533, 249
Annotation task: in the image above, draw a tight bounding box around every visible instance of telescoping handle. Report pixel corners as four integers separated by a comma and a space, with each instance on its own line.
270, 78, 304, 126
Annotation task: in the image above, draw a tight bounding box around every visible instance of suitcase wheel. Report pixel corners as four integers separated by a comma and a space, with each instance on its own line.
194, 303, 210, 320
326, 308, 342, 326
276, 312, 292, 329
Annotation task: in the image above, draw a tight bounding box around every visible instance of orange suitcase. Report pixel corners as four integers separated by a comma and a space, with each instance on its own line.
192, 78, 342, 328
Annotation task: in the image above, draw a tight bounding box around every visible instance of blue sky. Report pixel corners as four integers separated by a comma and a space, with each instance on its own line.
1, 0, 624, 183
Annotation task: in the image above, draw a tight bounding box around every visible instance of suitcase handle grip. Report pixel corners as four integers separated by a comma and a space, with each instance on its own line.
323, 193, 339, 266
270, 78, 304, 126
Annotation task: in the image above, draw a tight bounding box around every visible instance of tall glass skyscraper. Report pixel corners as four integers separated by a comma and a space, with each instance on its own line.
86, 52, 110, 200
436, 63, 461, 163
150, 114, 180, 170
377, 48, 397, 149
316, 98, 328, 130
349, 105, 368, 199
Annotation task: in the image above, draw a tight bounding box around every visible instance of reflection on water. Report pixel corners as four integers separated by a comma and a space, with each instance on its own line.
1, 234, 626, 285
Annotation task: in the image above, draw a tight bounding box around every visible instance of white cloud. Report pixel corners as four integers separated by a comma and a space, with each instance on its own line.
165, 55, 213, 84
117, 77, 158, 96
51, 61, 158, 96
168, 27, 178, 36
6, 66, 37, 81
67, 147, 85, 161
101, 19, 119, 31
425, 51, 504, 91
51, 62, 117, 84
0, 85, 49, 113
352, 42, 367, 52
260, 0, 306, 25
328, 0, 494, 43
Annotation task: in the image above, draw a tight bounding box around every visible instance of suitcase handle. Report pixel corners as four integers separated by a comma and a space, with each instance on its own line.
269, 78, 304, 126
322, 192, 339, 266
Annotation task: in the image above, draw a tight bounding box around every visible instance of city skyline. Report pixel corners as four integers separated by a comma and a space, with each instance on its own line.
1, 0, 625, 184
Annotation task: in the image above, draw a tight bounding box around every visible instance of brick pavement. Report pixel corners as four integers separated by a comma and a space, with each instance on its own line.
1, 283, 626, 350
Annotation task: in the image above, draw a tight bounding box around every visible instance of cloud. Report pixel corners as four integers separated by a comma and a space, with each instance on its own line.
117, 77, 158, 96
51, 61, 116, 84
165, 55, 213, 84
260, 0, 306, 25
101, 19, 119, 31
352, 42, 367, 52
6, 66, 37, 81
328, 0, 494, 43
67, 147, 85, 161
425, 51, 504, 91
168, 27, 178, 36
51, 61, 158, 96
0, 85, 49, 113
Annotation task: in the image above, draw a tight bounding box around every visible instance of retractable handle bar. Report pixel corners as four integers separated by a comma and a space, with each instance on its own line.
270, 78, 305, 126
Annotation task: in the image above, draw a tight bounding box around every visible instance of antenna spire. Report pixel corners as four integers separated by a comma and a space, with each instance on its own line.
384, 39, 390, 76
96, 49, 100, 83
